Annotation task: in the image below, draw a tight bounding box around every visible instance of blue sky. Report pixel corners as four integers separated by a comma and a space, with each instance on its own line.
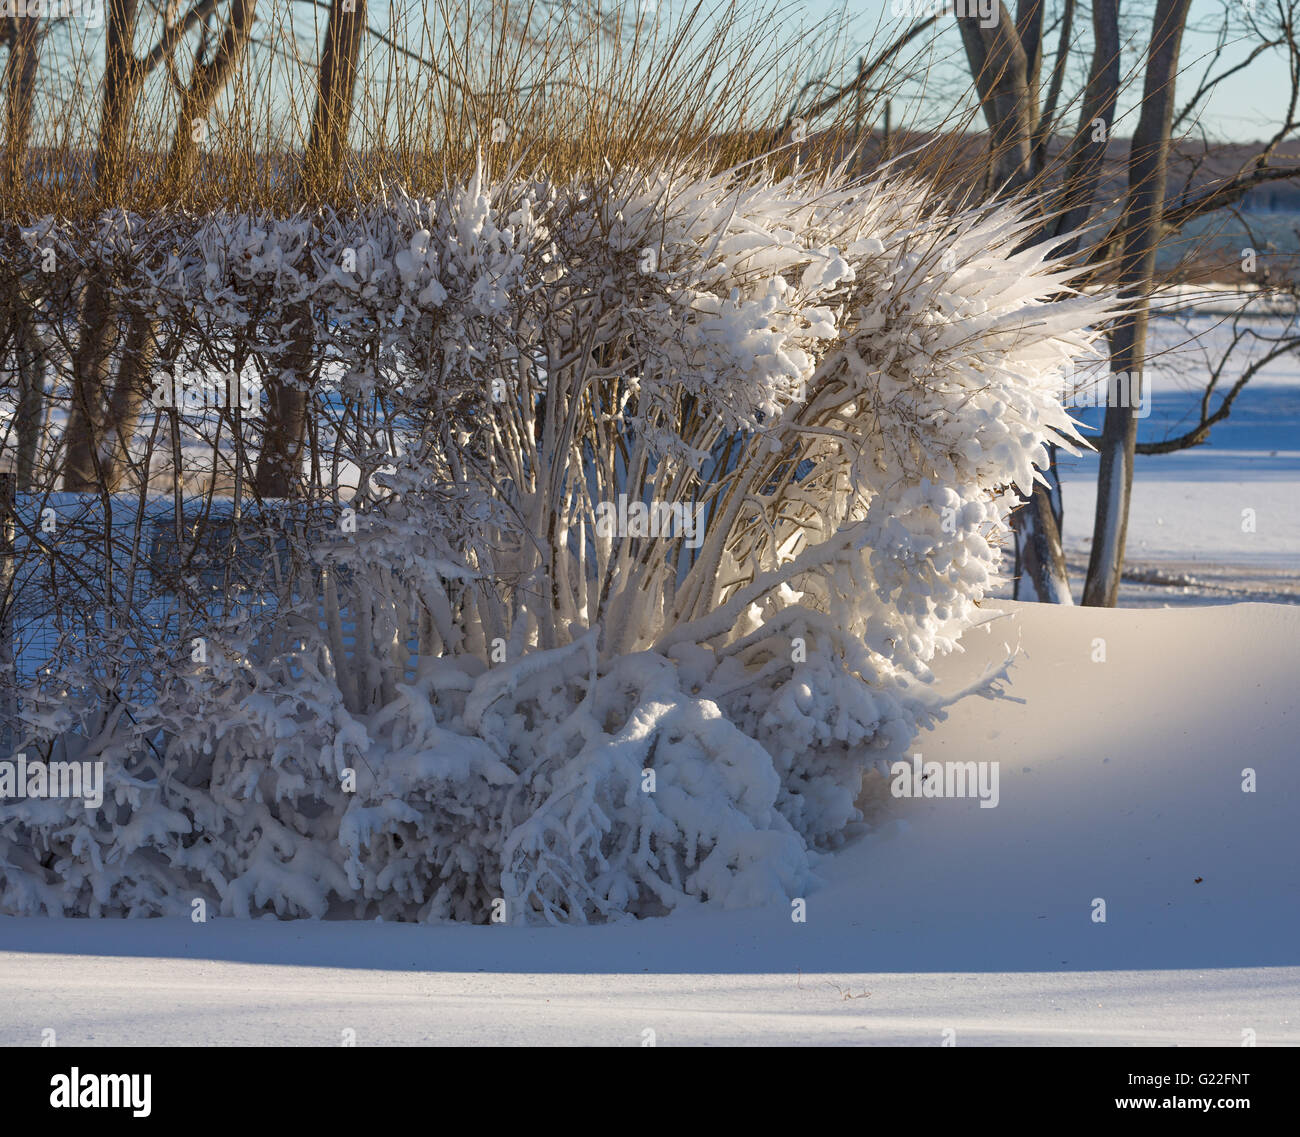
782, 0, 1294, 145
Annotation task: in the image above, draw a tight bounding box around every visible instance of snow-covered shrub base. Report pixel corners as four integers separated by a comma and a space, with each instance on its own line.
0, 161, 1112, 922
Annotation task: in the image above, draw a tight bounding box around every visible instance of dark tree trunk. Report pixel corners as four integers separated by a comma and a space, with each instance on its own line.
256, 0, 367, 498
1083, 0, 1192, 607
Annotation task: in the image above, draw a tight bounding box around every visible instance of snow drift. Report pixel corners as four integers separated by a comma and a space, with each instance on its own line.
5, 599, 1295, 1045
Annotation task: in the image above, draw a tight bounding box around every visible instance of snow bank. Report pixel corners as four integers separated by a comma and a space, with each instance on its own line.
1, 600, 1294, 1044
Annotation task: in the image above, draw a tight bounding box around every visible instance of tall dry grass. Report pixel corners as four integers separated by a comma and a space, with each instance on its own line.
1, 0, 968, 218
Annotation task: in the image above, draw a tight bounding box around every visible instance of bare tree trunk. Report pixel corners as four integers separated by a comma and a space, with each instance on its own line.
1017, 482, 1072, 603
958, 6, 1033, 193
64, 274, 120, 492
1082, 0, 1192, 607
14, 324, 45, 490
0, 471, 15, 754
307, 0, 368, 186
162, 0, 256, 187
65, 0, 144, 491
101, 309, 157, 491
64, 0, 255, 493
6, 18, 49, 491
3, 14, 42, 192
94, 0, 146, 203
1049, 0, 1120, 250
256, 0, 367, 498
255, 309, 314, 498
78, 0, 262, 494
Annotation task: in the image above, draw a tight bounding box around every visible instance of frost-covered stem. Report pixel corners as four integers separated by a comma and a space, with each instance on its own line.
600, 445, 662, 656
675, 415, 794, 624
655, 518, 869, 654
322, 564, 359, 713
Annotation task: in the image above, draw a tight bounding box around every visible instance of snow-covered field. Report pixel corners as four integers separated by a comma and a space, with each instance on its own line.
2, 599, 1294, 1045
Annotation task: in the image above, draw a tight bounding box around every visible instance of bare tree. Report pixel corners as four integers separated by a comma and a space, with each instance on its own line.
163, 0, 258, 185
100, 0, 261, 493
306, 0, 367, 184
2, 13, 44, 193
955, 0, 1121, 603
2, 15, 52, 489
1082, 0, 1191, 605
63, 0, 257, 493
940, 1, 1300, 603
255, 0, 368, 499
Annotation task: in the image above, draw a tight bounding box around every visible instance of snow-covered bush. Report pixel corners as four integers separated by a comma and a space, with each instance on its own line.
0, 160, 1112, 922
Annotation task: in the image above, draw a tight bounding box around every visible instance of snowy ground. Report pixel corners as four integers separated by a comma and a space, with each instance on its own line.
1, 599, 1294, 1045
